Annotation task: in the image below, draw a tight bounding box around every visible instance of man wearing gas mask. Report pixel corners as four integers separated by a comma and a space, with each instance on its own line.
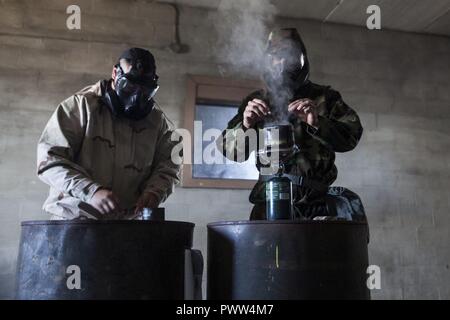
37, 48, 179, 220
218, 28, 365, 221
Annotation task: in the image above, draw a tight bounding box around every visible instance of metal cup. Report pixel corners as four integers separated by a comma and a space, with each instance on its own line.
141, 207, 165, 221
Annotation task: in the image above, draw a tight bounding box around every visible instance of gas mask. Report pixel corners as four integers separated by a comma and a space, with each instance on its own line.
265, 47, 309, 89
103, 62, 159, 121
262, 28, 310, 93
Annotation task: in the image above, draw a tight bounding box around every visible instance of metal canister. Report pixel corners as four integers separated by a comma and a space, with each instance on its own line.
265, 175, 293, 220
141, 207, 165, 221
258, 124, 296, 160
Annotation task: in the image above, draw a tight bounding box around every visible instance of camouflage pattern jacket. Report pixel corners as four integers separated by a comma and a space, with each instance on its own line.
217, 81, 363, 219
37, 81, 180, 220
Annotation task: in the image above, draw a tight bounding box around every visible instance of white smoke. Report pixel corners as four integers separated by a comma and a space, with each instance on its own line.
212, 0, 277, 76
212, 1, 303, 125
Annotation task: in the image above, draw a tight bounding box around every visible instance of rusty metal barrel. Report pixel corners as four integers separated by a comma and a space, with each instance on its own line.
207, 220, 370, 300
15, 220, 196, 300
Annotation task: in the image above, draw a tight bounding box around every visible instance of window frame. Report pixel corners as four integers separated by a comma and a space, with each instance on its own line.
181, 75, 262, 189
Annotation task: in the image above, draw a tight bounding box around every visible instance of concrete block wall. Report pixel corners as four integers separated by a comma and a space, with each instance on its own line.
0, 1, 449, 299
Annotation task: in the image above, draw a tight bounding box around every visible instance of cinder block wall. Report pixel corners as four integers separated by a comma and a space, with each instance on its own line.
0, 1, 449, 299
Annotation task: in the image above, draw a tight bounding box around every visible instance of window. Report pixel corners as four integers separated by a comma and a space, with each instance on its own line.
182, 75, 262, 189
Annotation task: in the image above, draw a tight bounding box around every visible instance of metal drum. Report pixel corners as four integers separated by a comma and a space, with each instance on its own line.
16, 220, 195, 300
207, 220, 370, 300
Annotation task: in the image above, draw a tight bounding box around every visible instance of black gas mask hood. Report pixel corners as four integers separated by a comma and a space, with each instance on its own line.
102, 48, 159, 121
262, 28, 310, 95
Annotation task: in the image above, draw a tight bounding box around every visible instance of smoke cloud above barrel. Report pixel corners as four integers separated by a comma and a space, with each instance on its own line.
212, 0, 294, 124
213, 0, 277, 75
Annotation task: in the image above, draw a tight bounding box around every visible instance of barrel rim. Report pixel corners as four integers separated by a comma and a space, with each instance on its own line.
21, 220, 195, 227
207, 220, 368, 227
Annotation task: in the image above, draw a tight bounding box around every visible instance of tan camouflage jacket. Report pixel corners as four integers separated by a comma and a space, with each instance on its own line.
217, 81, 363, 218
37, 80, 180, 220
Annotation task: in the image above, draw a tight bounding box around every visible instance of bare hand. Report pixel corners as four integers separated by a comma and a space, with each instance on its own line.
243, 98, 270, 129
288, 98, 319, 128
135, 192, 159, 215
88, 188, 120, 215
